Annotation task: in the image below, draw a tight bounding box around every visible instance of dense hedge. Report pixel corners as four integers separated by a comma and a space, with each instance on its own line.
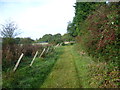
77, 3, 119, 67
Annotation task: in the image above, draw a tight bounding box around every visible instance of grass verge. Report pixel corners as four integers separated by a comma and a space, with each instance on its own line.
74, 44, 120, 88
2, 47, 61, 88
71, 45, 93, 88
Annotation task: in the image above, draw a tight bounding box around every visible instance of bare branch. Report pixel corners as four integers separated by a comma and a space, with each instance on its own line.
0, 20, 20, 38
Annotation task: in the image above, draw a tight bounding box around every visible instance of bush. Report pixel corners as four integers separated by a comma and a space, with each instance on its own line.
2, 38, 44, 71
78, 3, 119, 66
75, 3, 120, 88
2, 45, 59, 88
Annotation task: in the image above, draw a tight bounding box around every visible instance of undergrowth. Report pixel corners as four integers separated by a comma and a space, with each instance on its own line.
74, 3, 120, 88
2, 47, 62, 88
75, 44, 120, 88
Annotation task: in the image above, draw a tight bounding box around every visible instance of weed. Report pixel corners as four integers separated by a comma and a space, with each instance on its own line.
2, 47, 61, 88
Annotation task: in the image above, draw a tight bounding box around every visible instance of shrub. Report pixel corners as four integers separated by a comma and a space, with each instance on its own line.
2, 38, 44, 71
78, 3, 119, 66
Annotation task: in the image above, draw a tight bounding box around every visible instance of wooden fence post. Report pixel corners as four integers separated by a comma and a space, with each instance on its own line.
46, 47, 49, 54
30, 51, 38, 66
39, 48, 46, 58
13, 53, 24, 72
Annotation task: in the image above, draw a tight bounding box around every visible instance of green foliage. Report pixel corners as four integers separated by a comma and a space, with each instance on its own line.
2, 38, 17, 70
38, 34, 52, 42
38, 33, 63, 45
78, 3, 119, 65
62, 33, 74, 42
50, 33, 62, 44
2, 37, 35, 70
2, 46, 60, 88
37, 33, 75, 45
2, 43, 43, 72
2, 38, 15, 46
69, 2, 120, 88
2, 37, 34, 45
19, 37, 34, 44
69, 2, 119, 66
67, 2, 104, 37
75, 44, 119, 88
67, 21, 77, 37
14, 37, 21, 44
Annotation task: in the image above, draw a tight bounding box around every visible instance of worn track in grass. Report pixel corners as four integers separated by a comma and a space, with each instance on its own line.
41, 45, 82, 88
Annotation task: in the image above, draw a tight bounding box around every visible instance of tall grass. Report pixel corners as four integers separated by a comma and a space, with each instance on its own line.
74, 43, 120, 88
2, 46, 62, 88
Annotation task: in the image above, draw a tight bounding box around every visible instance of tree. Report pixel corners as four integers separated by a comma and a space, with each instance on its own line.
20, 37, 34, 44
14, 37, 21, 44
0, 20, 20, 38
50, 33, 62, 44
67, 21, 77, 37
68, 2, 104, 37
62, 33, 74, 42
39, 34, 52, 42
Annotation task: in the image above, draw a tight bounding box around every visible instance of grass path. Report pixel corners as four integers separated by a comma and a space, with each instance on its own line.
41, 46, 82, 88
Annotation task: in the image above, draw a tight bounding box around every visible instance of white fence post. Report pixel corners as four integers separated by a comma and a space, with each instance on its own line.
30, 51, 38, 66
39, 48, 46, 58
13, 53, 24, 72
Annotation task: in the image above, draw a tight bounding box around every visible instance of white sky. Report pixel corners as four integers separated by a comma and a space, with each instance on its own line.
0, 0, 76, 40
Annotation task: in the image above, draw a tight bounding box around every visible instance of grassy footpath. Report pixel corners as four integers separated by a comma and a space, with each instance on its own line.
41, 45, 80, 88
41, 45, 95, 88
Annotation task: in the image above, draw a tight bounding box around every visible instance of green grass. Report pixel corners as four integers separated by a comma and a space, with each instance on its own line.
2, 47, 61, 88
42, 44, 119, 88
72, 45, 94, 88
74, 44, 120, 88
41, 46, 80, 88
41, 45, 95, 88
3, 45, 119, 88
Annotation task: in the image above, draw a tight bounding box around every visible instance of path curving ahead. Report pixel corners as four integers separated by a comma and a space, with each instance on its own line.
41, 46, 81, 88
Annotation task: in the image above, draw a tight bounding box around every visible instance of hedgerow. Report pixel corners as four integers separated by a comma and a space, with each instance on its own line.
79, 3, 119, 66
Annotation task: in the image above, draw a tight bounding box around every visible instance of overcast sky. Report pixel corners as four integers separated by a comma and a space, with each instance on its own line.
0, 0, 76, 40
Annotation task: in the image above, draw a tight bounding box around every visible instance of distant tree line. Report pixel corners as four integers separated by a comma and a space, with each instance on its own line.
36, 33, 74, 45
0, 20, 75, 70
